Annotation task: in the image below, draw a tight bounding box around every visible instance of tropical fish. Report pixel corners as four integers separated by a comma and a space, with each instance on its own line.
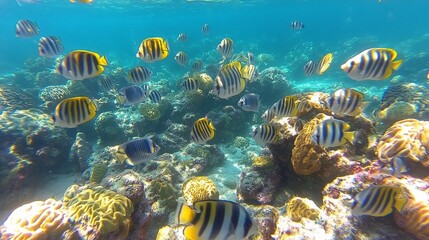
352, 185, 408, 217
304, 53, 333, 77
311, 119, 355, 148
241, 64, 257, 81
182, 78, 199, 92
212, 61, 246, 99
118, 85, 149, 106
190, 117, 215, 144
217, 37, 233, 59
16, 19, 40, 37
128, 66, 152, 83
238, 93, 260, 112
270, 95, 298, 117
111, 138, 160, 166
177, 33, 188, 42
175, 51, 189, 66
341, 48, 403, 81
261, 108, 275, 123
38, 36, 64, 58
201, 23, 209, 34
57, 50, 108, 80
70, 0, 92, 3
251, 124, 279, 145
98, 75, 116, 93
191, 60, 202, 72
291, 20, 304, 30
149, 90, 162, 104
328, 88, 365, 117
247, 52, 255, 65
175, 200, 257, 240
136, 37, 169, 62
390, 157, 408, 178
52, 96, 97, 128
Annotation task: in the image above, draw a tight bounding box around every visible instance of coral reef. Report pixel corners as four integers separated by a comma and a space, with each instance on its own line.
0, 84, 37, 110
376, 118, 429, 167
253, 205, 280, 240
155, 123, 189, 154
0, 198, 70, 240
94, 112, 127, 146
206, 105, 248, 143
286, 197, 322, 222
147, 178, 178, 209
140, 102, 162, 121
69, 132, 92, 170
181, 176, 219, 205
35, 71, 64, 88
296, 92, 331, 118
89, 163, 108, 184
394, 199, 429, 240
179, 144, 225, 177
247, 67, 290, 104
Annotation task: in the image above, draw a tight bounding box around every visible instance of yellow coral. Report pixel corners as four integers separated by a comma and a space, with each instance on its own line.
376, 101, 416, 124
295, 92, 331, 116
291, 114, 330, 175
396, 199, 429, 240
156, 226, 179, 240
89, 163, 108, 184
182, 176, 219, 205
286, 197, 321, 222
0, 198, 70, 240
252, 155, 274, 168
63, 185, 134, 237
377, 119, 429, 167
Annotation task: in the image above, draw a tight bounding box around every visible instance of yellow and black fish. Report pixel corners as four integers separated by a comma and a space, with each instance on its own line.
328, 88, 365, 117
251, 124, 279, 145
57, 50, 108, 80
128, 66, 152, 83
270, 95, 298, 117
217, 37, 233, 59
192, 60, 203, 72
341, 48, 403, 81
175, 200, 257, 240
175, 51, 189, 66
182, 78, 199, 92
213, 61, 246, 99
52, 96, 97, 128
304, 53, 333, 77
136, 37, 169, 63
311, 119, 355, 148
352, 185, 408, 217
241, 64, 257, 81
190, 117, 215, 144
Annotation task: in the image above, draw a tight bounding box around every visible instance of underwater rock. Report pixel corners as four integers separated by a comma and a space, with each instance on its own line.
0, 198, 70, 240
155, 123, 189, 154
206, 105, 248, 143
89, 163, 108, 184
247, 67, 290, 104
181, 176, 219, 206
179, 144, 225, 177
376, 118, 429, 168
94, 111, 127, 146
69, 132, 92, 170
35, 70, 64, 88
0, 84, 37, 110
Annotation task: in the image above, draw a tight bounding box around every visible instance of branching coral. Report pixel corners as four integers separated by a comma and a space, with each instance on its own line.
181, 176, 219, 205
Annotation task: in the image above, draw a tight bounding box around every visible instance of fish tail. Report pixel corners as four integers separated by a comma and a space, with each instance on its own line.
343, 131, 355, 145
99, 55, 108, 66
390, 59, 403, 70
175, 202, 196, 225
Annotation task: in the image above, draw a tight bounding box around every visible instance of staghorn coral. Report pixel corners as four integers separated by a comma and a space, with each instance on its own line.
286, 197, 322, 222
394, 200, 429, 240
376, 119, 429, 167
291, 113, 330, 175
181, 176, 219, 205
63, 185, 134, 239
0, 198, 70, 240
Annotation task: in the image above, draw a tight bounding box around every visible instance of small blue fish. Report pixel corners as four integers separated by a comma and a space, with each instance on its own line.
111, 138, 160, 166
238, 93, 260, 112
390, 157, 407, 178
119, 85, 149, 106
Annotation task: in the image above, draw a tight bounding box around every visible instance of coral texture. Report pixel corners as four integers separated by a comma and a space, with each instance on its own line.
394, 200, 429, 240
286, 197, 322, 222
181, 176, 219, 205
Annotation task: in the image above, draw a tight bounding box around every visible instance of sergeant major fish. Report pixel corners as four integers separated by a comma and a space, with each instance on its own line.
328, 88, 365, 117
175, 51, 189, 66
16, 19, 40, 37
251, 124, 279, 146
311, 118, 355, 148
212, 61, 246, 99
304, 53, 333, 77
291, 20, 304, 30
128, 66, 152, 83
149, 90, 162, 104
38, 36, 64, 58
217, 37, 233, 59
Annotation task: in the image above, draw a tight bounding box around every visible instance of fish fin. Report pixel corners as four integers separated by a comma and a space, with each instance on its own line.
343, 131, 355, 145
98, 56, 108, 66
318, 53, 333, 75
175, 202, 196, 225
183, 225, 200, 240
394, 192, 408, 213
124, 158, 135, 166
390, 59, 403, 70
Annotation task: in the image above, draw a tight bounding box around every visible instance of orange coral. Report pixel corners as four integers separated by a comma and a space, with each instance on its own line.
291, 114, 330, 175
376, 119, 429, 167
395, 200, 429, 240
295, 92, 331, 117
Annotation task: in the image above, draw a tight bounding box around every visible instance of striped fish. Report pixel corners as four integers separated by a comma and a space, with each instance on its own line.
247, 52, 255, 65
175, 51, 189, 66
241, 64, 257, 81
175, 200, 257, 240
251, 124, 279, 145
341, 48, 403, 81
119, 85, 149, 106
217, 37, 233, 59
261, 108, 275, 123
136, 37, 169, 63
328, 88, 365, 117
291, 20, 304, 30
311, 119, 355, 148
52, 96, 97, 128
38, 36, 64, 58
201, 23, 209, 35
213, 61, 246, 99
111, 138, 160, 166
304, 53, 333, 77
98, 75, 116, 92
238, 93, 260, 112
352, 185, 407, 217
182, 78, 199, 92
270, 95, 298, 117
57, 50, 108, 80
16, 19, 40, 37
190, 117, 215, 144
177, 33, 188, 42
149, 90, 162, 103
191, 60, 203, 72
128, 66, 152, 83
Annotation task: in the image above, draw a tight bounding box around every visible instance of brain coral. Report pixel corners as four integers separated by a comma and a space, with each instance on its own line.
291, 114, 330, 175
63, 185, 134, 238
286, 197, 322, 222
395, 200, 429, 240
0, 198, 70, 240
181, 176, 219, 205
377, 119, 429, 167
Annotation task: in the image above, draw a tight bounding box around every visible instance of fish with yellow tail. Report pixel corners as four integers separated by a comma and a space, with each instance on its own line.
57, 50, 108, 80
136, 37, 169, 63
110, 138, 160, 166
341, 48, 403, 81
52, 96, 97, 128
304, 53, 333, 77
175, 200, 257, 240
251, 123, 279, 146
311, 119, 355, 148
328, 88, 366, 117
212, 61, 246, 99
190, 117, 215, 144
352, 185, 408, 217
270, 95, 298, 118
